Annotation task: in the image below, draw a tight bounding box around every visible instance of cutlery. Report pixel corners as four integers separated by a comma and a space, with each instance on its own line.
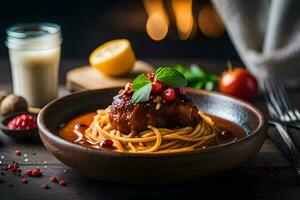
264, 78, 300, 178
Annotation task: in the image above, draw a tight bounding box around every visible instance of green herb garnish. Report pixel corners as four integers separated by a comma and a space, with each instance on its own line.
132, 74, 151, 91
131, 83, 152, 103
173, 64, 219, 90
131, 67, 187, 103
155, 67, 187, 88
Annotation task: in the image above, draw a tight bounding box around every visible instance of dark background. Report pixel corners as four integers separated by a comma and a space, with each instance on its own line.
0, 0, 239, 59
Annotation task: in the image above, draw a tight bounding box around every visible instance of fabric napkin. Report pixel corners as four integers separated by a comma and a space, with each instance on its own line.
212, 0, 300, 86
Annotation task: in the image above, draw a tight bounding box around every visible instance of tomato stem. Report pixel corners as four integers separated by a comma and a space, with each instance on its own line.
226, 60, 233, 71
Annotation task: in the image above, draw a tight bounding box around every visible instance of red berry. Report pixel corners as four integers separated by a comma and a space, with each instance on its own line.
7, 114, 37, 130
100, 139, 114, 148
50, 176, 58, 183
42, 184, 49, 189
59, 180, 66, 186
25, 170, 32, 176
145, 72, 154, 81
32, 168, 41, 177
151, 80, 163, 93
162, 88, 176, 101
15, 150, 21, 156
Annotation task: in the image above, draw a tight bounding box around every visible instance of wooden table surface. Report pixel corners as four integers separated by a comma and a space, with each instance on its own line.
0, 58, 300, 200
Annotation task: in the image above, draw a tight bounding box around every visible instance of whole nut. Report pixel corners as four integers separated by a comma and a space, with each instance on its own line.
0, 95, 28, 115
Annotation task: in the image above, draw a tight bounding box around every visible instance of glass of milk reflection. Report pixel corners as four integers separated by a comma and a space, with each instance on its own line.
6, 23, 62, 108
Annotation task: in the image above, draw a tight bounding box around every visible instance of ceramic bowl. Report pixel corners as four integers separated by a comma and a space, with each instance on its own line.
38, 88, 267, 183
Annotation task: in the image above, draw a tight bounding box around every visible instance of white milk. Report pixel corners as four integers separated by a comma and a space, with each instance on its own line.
9, 48, 60, 107
6, 23, 62, 107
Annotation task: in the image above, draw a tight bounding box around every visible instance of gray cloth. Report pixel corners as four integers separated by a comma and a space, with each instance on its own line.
212, 0, 300, 86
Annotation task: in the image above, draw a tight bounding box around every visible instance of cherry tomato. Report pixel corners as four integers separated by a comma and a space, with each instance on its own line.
219, 68, 258, 101
151, 80, 163, 93
162, 88, 176, 101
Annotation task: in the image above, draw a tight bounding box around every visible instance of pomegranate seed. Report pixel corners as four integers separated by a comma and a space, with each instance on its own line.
42, 184, 49, 189
15, 150, 21, 156
151, 80, 163, 93
25, 170, 32, 176
7, 114, 37, 130
145, 72, 154, 81
21, 178, 28, 184
32, 168, 41, 177
59, 180, 66, 186
162, 88, 176, 101
100, 139, 114, 148
50, 176, 58, 183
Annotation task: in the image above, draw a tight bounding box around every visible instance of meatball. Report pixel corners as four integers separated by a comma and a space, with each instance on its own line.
109, 94, 201, 134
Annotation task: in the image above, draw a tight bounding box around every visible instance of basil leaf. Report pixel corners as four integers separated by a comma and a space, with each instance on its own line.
205, 81, 214, 91
190, 64, 206, 78
132, 74, 151, 91
155, 67, 187, 88
208, 74, 219, 81
131, 83, 152, 103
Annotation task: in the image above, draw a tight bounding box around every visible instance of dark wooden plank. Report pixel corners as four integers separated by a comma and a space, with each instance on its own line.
0, 164, 299, 200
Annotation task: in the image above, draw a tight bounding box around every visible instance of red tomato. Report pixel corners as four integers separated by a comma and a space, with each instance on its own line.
219, 68, 258, 101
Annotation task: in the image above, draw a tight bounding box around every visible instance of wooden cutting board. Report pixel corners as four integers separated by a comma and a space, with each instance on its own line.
66, 60, 153, 92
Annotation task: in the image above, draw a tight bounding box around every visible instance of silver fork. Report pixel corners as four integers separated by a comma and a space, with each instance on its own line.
264, 78, 300, 178
269, 80, 300, 128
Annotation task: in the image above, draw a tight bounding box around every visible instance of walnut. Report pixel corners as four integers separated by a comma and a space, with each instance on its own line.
0, 95, 28, 115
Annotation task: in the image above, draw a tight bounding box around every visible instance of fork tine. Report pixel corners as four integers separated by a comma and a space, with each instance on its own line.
273, 80, 300, 120
269, 80, 292, 121
264, 80, 284, 118
275, 81, 299, 120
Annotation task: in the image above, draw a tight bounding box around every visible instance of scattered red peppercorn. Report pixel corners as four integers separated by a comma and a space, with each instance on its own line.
50, 176, 58, 183
100, 139, 114, 148
25, 170, 33, 176
5, 162, 21, 174
7, 114, 37, 130
31, 168, 41, 177
59, 180, 66, 186
151, 80, 163, 93
15, 150, 21, 156
162, 88, 176, 101
42, 184, 49, 189
21, 178, 28, 184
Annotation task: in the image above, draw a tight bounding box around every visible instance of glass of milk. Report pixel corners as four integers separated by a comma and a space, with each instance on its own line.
6, 23, 62, 108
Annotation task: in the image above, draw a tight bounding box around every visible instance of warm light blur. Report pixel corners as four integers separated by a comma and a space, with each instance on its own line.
197, 2, 225, 38
144, 0, 169, 41
171, 0, 194, 40
146, 13, 169, 41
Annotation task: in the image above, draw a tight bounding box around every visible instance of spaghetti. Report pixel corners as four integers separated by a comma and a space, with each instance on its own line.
84, 107, 219, 154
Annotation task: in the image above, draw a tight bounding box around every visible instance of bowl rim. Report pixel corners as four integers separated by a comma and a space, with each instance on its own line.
37, 87, 267, 157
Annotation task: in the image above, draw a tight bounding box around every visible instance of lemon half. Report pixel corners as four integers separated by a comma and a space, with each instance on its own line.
89, 39, 136, 77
